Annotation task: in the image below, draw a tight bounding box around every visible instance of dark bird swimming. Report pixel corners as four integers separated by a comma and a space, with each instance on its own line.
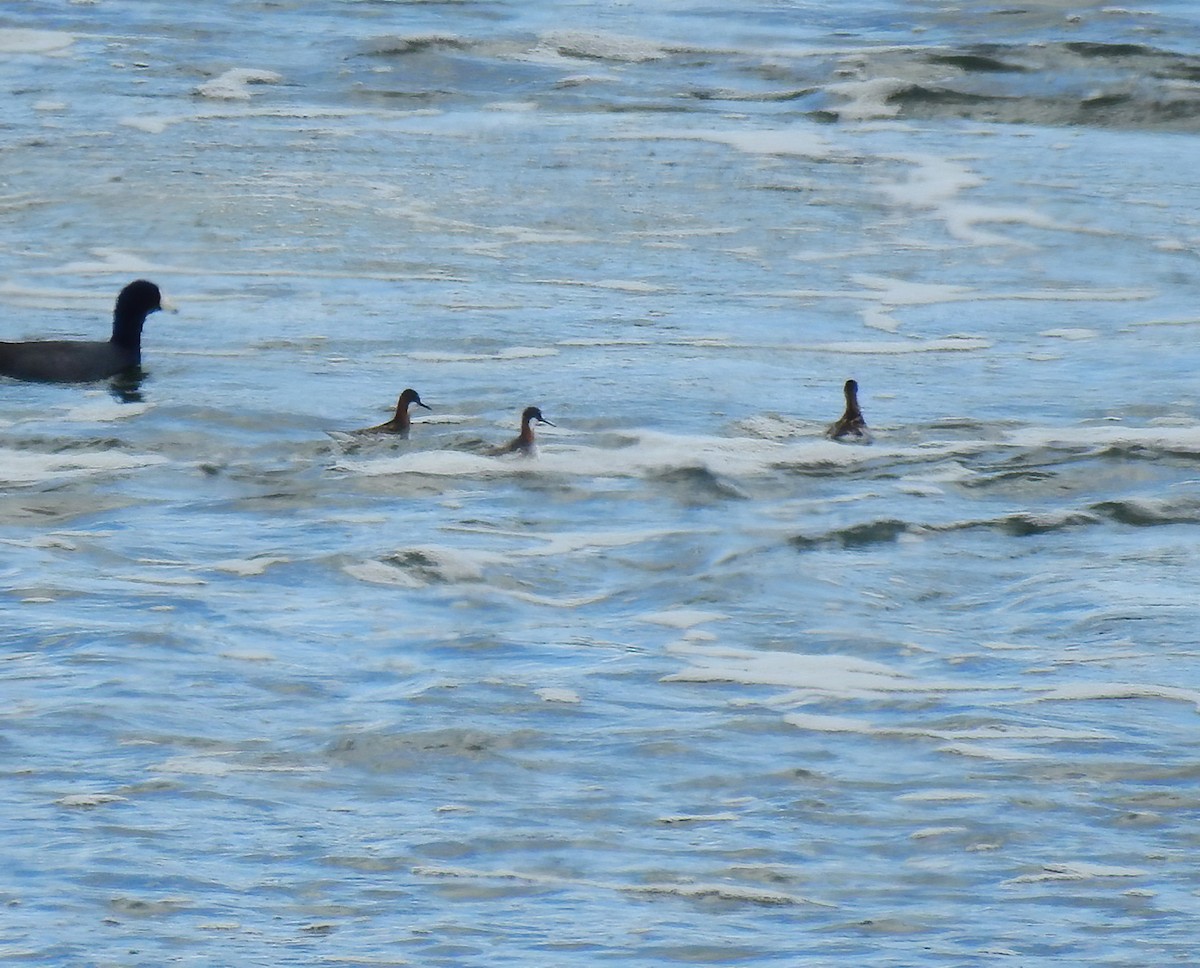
354, 388, 430, 438
0, 280, 168, 383
826, 378, 870, 442
492, 405, 555, 456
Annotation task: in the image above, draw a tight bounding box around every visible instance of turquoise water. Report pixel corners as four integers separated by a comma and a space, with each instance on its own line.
3, 1, 1200, 964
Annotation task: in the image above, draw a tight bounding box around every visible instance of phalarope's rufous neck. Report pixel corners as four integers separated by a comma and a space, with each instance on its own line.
492, 405, 555, 456
826, 379, 870, 442
356, 387, 431, 437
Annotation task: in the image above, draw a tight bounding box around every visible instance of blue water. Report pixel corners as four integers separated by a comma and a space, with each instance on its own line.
3, 1, 1200, 964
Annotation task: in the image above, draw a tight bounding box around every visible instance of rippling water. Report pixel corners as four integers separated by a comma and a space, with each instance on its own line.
3, 1, 1200, 964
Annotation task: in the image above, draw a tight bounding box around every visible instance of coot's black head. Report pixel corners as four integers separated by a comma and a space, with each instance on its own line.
112, 280, 165, 348
115, 280, 163, 320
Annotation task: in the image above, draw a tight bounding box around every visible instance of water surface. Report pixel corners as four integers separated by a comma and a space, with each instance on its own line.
3, 1, 1200, 964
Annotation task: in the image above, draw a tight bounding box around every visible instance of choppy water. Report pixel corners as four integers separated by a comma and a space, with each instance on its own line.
3, 1, 1200, 964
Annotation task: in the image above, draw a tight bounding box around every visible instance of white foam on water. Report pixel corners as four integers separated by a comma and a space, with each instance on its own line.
781, 714, 1102, 746
639, 609, 728, 629
942, 201, 1098, 247
767, 282, 1152, 316
495, 226, 595, 245
1, 535, 79, 552
119, 572, 206, 587
0, 29, 74, 55
803, 337, 991, 354
196, 68, 283, 101
1005, 423, 1200, 453
509, 589, 614, 608
62, 400, 153, 423
862, 307, 901, 332
543, 433, 783, 479
877, 152, 984, 209
896, 789, 987, 803
342, 560, 425, 588
335, 450, 499, 478
413, 864, 830, 907
783, 711, 879, 733
392, 545, 508, 583
535, 687, 581, 704
664, 642, 937, 700
540, 29, 671, 63
485, 100, 540, 113
346, 544, 511, 589
554, 73, 619, 88
54, 793, 128, 808
207, 556, 288, 577
649, 127, 836, 161
938, 743, 1043, 761
50, 248, 173, 278
873, 152, 1130, 249
1006, 287, 1153, 303
1005, 863, 1148, 885
0, 449, 168, 486
218, 650, 276, 663
335, 428, 997, 485
507, 528, 667, 558
1039, 327, 1099, 340
154, 754, 318, 777
911, 826, 970, 840
827, 77, 909, 120
852, 274, 975, 306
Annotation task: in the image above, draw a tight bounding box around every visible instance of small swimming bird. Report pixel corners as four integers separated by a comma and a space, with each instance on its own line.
354, 388, 430, 437
0, 280, 168, 383
826, 378, 870, 441
492, 405, 555, 456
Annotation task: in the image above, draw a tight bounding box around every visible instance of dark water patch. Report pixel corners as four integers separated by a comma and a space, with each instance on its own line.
1081, 92, 1133, 111
985, 511, 1098, 537
879, 85, 1200, 128
1091, 499, 1200, 528
1064, 42, 1165, 60
684, 87, 818, 103
5, 436, 133, 454
347, 87, 449, 105
831, 41, 1200, 131
328, 727, 541, 774
381, 548, 480, 585
925, 51, 1029, 73
961, 467, 1056, 488
362, 34, 474, 57
887, 84, 1003, 108
547, 35, 673, 64
1091, 443, 1200, 462
791, 509, 1102, 550
595, 101, 699, 115
107, 895, 189, 918
791, 518, 911, 550
650, 466, 750, 504
0, 492, 137, 525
